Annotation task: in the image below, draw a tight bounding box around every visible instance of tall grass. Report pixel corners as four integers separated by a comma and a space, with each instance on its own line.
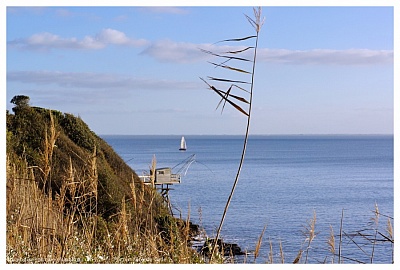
6, 110, 201, 264
175, 206, 393, 264
200, 7, 264, 262
242, 208, 393, 264
303, 210, 317, 263
6, 155, 200, 264
254, 224, 266, 262
327, 225, 336, 263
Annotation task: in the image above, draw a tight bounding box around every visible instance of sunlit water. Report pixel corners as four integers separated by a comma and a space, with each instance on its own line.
102, 135, 394, 264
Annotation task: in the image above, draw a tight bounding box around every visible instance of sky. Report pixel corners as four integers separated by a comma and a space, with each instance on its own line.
3, 1, 397, 135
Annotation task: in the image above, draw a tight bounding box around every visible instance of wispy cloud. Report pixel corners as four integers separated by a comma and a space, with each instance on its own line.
114, 14, 129, 22
141, 40, 393, 66
8, 29, 393, 66
7, 70, 198, 90
8, 28, 149, 51
257, 48, 394, 66
55, 8, 75, 18
53, 8, 102, 21
138, 7, 189, 15
7, 7, 47, 15
140, 39, 211, 63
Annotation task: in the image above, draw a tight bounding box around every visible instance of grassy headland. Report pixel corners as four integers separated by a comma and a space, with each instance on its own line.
6, 98, 201, 263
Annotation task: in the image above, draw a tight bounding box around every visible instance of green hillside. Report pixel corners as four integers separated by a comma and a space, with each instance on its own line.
6, 95, 162, 218
6, 95, 200, 263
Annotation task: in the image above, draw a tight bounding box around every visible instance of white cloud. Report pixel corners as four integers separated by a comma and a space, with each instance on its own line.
8, 29, 393, 66
8, 29, 149, 51
141, 40, 393, 66
96, 28, 148, 46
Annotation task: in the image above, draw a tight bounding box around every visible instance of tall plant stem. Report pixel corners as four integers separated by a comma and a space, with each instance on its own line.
338, 209, 344, 264
210, 31, 259, 262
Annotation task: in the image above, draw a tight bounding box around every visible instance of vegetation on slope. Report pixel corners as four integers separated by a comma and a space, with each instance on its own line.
6, 95, 201, 263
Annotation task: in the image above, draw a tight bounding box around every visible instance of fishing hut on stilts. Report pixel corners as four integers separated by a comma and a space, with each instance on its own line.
139, 154, 195, 215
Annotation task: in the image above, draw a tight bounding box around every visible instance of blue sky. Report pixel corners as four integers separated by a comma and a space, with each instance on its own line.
3, 1, 396, 135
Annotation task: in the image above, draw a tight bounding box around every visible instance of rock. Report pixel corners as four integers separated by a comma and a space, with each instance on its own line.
201, 238, 245, 256
174, 218, 200, 240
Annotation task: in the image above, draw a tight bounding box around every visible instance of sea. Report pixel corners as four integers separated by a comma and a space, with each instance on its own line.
101, 135, 394, 264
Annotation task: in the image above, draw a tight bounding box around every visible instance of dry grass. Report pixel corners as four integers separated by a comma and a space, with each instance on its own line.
244, 207, 393, 264
303, 210, 317, 263
386, 217, 394, 263
6, 154, 201, 264
279, 240, 285, 264
327, 225, 336, 263
254, 224, 266, 262
6, 112, 202, 264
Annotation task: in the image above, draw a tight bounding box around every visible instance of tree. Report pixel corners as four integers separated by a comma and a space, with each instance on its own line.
11, 95, 30, 113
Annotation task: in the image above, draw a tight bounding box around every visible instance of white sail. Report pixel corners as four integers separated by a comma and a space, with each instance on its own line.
179, 136, 186, 151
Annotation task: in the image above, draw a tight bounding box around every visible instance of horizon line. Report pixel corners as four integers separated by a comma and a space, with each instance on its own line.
99, 133, 394, 136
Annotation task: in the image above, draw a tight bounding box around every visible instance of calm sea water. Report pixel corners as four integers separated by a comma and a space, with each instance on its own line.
101, 135, 394, 264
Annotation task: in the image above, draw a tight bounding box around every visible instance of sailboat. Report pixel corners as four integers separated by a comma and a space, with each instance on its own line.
179, 136, 187, 151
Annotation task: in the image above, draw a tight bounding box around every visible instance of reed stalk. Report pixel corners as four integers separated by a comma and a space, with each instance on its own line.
386, 217, 394, 263
89, 145, 98, 248
254, 224, 267, 262
303, 210, 317, 263
279, 240, 285, 264
370, 203, 379, 263
292, 249, 302, 264
201, 7, 264, 262
338, 209, 344, 264
130, 175, 137, 213
41, 110, 60, 193
267, 238, 273, 263
328, 225, 336, 264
